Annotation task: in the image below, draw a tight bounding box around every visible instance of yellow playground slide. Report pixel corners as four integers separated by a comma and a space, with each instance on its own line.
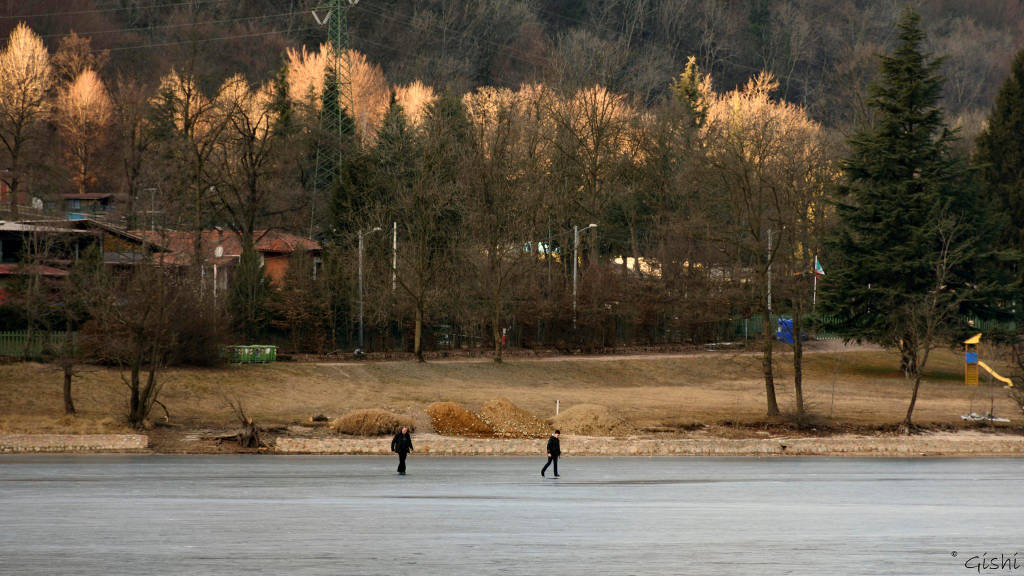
977, 360, 1014, 387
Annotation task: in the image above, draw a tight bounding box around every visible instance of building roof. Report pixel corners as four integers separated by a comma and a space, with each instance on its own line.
127, 229, 321, 265
59, 218, 156, 246
0, 221, 96, 235
59, 193, 113, 200
131, 229, 320, 255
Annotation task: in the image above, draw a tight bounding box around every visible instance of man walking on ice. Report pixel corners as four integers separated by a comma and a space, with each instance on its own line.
541, 430, 560, 478
391, 426, 413, 475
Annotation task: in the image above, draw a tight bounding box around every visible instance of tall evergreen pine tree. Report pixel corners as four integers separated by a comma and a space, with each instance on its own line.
822, 8, 988, 429
976, 49, 1024, 258
372, 93, 419, 212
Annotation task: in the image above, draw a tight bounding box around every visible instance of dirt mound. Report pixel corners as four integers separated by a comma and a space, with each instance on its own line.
330, 409, 415, 436
426, 402, 493, 437
478, 397, 548, 438
552, 404, 635, 437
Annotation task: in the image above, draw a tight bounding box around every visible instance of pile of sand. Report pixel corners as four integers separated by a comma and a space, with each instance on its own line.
477, 397, 548, 438
330, 409, 416, 436
426, 402, 493, 437
551, 404, 635, 437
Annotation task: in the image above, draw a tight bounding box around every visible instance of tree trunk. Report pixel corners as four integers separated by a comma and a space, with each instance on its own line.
128, 362, 142, 425
61, 323, 75, 415
141, 360, 158, 419
237, 417, 261, 448
330, 290, 338, 351
125, 182, 136, 229
793, 298, 804, 416
8, 152, 20, 219
23, 270, 38, 358
77, 162, 87, 195
903, 346, 921, 432
762, 295, 779, 417
492, 284, 503, 364
23, 317, 34, 359
904, 371, 922, 432
62, 369, 75, 415
414, 305, 424, 363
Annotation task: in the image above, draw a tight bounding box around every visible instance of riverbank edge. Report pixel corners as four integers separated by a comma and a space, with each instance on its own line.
0, 434, 149, 453
277, 432, 1024, 457
5, 432, 1024, 456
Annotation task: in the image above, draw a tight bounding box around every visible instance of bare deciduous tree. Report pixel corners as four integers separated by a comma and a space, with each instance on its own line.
83, 254, 191, 427
701, 71, 829, 417
51, 32, 109, 85
462, 87, 544, 361
206, 72, 299, 337
110, 77, 156, 229
0, 23, 51, 218
387, 95, 467, 361
56, 69, 112, 195
285, 44, 390, 145
151, 68, 229, 266
395, 81, 438, 128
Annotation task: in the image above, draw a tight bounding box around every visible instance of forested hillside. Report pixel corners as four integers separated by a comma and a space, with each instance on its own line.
4, 3, 1024, 427
3, 0, 1022, 134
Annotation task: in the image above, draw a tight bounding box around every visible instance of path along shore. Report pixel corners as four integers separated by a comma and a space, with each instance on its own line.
4, 431, 1024, 457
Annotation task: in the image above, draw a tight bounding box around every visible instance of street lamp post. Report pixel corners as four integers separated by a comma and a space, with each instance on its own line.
572, 223, 598, 330
358, 226, 383, 350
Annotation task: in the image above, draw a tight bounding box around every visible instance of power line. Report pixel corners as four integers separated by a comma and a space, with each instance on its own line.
25, 2, 654, 87
0, 0, 233, 20
40, 8, 309, 41
95, 25, 320, 54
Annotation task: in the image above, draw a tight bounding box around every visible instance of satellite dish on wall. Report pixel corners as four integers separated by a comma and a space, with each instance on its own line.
214, 246, 224, 258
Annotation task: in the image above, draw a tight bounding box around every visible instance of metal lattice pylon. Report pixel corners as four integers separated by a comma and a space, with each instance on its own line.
311, 0, 359, 222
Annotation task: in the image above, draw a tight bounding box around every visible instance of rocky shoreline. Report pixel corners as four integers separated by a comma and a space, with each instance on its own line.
5, 431, 1024, 457
274, 432, 1024, 457
0, 434, 149, 453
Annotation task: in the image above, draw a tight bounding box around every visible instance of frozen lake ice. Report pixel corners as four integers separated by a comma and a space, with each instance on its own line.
2, 455, 1021, 575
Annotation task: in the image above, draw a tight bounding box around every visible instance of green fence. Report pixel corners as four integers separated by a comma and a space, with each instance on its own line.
225, 345, 278, 364
728, 315, 788, 341
0, 331, 69, 358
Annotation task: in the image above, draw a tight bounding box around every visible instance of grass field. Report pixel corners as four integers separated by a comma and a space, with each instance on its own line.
2, 343, 1021, 441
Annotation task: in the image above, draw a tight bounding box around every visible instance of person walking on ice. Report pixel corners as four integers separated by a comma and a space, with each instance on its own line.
541, 430, 560, 478
391, 426, 413, 475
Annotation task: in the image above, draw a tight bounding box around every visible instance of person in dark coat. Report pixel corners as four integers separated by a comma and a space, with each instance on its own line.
391, 427, 413, 475
541, 430, 560, 478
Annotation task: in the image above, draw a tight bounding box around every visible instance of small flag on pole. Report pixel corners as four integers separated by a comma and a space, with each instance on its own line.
813, 256, 825, 277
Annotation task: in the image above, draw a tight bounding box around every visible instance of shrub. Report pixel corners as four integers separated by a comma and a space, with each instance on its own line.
330, 409, 415, 436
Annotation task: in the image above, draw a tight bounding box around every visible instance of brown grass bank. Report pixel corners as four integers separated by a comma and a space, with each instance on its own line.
1, 345, 1021, 453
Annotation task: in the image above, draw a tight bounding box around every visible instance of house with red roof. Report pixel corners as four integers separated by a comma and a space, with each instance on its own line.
61, 219, 322, 292
127, 229, 321, 286
129, 229, 321, 285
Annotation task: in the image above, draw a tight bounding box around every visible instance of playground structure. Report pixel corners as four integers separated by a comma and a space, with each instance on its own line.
961, 333, 1014, 423
963, 333, 1013, 387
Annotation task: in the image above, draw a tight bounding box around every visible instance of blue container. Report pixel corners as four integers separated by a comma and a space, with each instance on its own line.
776, 318, 795, 344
